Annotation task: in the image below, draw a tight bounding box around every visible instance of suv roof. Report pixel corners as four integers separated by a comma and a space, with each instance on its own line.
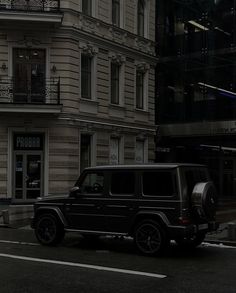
84, 163, 206, 171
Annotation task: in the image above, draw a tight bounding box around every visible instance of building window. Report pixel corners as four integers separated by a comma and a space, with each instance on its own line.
135, 139, 144, 163
82, 0, 92, 16
81, 54, 92, 99
80, 134, 92, 173
137, 0, 145, 36
111, 62, 120, 105
136, 70, 144, 109
110, 137, 122, 165
112, 0, 120, 26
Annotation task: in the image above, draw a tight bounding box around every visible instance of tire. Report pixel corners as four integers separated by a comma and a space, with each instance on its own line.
191, 182, 217, 220
175, 232, 206, 249
134, 220, 168, 256
35, 213, 65, 246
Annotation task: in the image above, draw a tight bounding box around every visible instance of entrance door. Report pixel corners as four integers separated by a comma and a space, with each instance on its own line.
221, 158, 236, 197
13, 48, 46, 103
14, 153, 42, 200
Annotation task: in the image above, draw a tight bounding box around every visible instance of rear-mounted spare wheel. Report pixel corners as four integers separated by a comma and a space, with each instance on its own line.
191, 182, 217, 220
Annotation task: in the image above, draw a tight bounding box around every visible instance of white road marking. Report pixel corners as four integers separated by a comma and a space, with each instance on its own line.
0, 240, 39, 246
0, 253, 167, 279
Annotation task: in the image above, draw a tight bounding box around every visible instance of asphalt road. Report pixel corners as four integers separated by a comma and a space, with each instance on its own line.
0, 228, 236, 293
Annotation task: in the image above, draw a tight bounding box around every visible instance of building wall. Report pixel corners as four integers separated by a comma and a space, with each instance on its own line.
0, 0, 157, 199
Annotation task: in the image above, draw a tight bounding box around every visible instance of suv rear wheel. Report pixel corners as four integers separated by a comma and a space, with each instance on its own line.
35, 213, 65, 246
134, 219, 168, 256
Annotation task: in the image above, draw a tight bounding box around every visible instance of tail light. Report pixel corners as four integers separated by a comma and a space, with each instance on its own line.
179, 216, 191, 225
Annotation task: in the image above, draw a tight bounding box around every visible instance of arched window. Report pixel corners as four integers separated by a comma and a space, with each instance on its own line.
137, 0, 145, 36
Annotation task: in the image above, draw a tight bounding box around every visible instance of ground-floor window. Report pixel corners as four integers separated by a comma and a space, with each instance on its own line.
80, 134, 92, 172
110, 137, 123, 165
13, 133, 44, 200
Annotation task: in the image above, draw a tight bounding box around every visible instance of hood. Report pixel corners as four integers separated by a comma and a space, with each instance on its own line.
35, 193, 69, 203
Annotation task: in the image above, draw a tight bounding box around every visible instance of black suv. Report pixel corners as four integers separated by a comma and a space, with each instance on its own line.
31, 164, 218, 255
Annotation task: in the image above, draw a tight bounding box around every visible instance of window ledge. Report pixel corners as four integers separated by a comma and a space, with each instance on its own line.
80, 98, 98, 114
109, 103, 125, 118
134, 108, 149, 122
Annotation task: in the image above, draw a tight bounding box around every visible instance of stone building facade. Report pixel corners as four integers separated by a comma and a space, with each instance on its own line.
0, 0, 156, 201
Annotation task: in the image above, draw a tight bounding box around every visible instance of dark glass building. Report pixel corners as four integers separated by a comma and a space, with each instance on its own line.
156, 0, 236, 199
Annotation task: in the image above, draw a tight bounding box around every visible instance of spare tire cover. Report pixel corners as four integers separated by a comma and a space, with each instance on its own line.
191, 182, 217, 220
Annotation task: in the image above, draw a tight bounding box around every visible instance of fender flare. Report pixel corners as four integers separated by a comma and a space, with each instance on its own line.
130, 211, 170, 233
35, 206, 68, 227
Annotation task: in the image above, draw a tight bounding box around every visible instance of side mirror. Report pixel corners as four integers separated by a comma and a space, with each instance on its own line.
69, 186, 81, 197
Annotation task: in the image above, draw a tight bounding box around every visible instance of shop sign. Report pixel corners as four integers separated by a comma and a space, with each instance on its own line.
14, 134, 43, 150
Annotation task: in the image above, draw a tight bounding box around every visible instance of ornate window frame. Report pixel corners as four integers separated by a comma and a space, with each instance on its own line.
135, 61, 150, 111
79, 42, 98, 101
108, 52, 126, 106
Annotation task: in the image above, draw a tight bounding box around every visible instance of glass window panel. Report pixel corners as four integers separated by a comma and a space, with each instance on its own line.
136, 70, 144, 109
80, 134, 91, 172
80, 172, 104, 194
82, 0, 92, 15
111, 63, 120, 104
143, 171, 176, 197
81, 54, 92, 99
112, 0, 120, 26
111, 172, 135, 195
15, 155, 23, 189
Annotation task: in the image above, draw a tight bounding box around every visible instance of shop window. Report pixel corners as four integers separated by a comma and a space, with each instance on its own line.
137, 0, 145, 36
80, 134, 92, 172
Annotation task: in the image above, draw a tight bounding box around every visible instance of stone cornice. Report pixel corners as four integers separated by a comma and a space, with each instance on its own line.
62, 10, 156, 58
57, 26, 157, 64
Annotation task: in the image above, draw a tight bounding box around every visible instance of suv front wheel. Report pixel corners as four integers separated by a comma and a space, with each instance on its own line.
35, 213, 65, 246
134, 219, 168, 256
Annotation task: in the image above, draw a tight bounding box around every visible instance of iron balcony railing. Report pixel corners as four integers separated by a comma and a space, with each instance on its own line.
0, 77, 60, 105
0, 0, 60, 13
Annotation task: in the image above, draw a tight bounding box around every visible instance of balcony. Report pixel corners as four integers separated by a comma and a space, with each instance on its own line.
0, 77, 62, 114
0, 0, 63, 25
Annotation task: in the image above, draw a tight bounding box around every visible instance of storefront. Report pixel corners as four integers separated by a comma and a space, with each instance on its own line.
11, 133, 45, 201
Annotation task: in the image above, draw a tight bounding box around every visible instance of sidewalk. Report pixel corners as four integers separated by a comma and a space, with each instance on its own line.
1, 201, 236, 246
205, 203, 236, 246
0, 204, 33, 228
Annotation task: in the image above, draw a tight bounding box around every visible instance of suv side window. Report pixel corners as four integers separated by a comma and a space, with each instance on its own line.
79, 172, 104, 194
110, 171, 135, 195
142, 171, 176, 197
